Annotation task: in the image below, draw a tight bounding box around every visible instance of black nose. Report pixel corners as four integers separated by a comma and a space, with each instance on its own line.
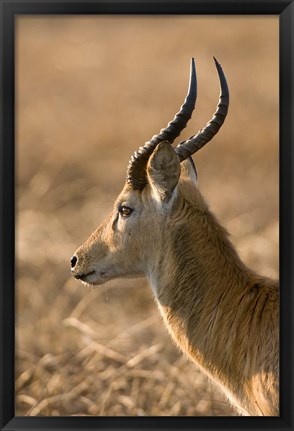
71, 255, 77, 269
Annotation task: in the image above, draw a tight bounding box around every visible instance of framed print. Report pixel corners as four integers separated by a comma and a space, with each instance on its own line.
0, 1, 293, 431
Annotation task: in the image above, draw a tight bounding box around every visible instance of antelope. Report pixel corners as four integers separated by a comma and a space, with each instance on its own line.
70, 58, 279, 416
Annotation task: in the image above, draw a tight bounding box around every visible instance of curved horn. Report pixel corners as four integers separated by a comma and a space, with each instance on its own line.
175, 57, 229, 163
126, 58, 197, 190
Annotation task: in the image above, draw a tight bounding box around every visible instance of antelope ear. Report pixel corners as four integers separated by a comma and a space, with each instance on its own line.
180, 156, 198, 185
147, 141, 180, 203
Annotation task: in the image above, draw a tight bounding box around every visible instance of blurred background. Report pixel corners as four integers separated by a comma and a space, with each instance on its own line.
15, 15, 278, 416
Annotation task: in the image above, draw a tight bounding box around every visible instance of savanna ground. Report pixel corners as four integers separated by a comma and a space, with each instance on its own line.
16, 16, 278, 416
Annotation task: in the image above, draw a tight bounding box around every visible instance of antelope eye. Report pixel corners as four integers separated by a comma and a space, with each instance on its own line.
119, 205, 134, 218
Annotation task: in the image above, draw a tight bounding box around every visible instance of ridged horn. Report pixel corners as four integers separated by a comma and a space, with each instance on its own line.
175, 57, 229, 162
126, 58, 197, 190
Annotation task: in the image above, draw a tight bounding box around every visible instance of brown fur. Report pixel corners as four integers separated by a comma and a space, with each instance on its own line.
72, 142, 279, 416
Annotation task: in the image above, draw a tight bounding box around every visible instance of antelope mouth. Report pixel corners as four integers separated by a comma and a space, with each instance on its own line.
74, 270, 96, 281
74, 269, 112, 286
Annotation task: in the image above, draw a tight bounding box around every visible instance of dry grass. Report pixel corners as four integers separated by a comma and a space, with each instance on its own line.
15, 16, 278, 416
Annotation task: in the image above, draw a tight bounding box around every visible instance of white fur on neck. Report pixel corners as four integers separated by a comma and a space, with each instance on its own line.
146, 268, 159, 297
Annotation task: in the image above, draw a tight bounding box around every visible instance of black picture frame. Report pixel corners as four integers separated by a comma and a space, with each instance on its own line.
0, 1, 293, 430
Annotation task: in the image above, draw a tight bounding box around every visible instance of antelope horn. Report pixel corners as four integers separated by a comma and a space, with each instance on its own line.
126, 58, 197, 190
175, 57, 229, 162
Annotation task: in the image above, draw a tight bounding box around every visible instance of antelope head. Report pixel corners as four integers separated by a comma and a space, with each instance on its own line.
71, 58, 229, 288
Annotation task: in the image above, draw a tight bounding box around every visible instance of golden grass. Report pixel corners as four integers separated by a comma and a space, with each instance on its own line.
15, 16, 278, 416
